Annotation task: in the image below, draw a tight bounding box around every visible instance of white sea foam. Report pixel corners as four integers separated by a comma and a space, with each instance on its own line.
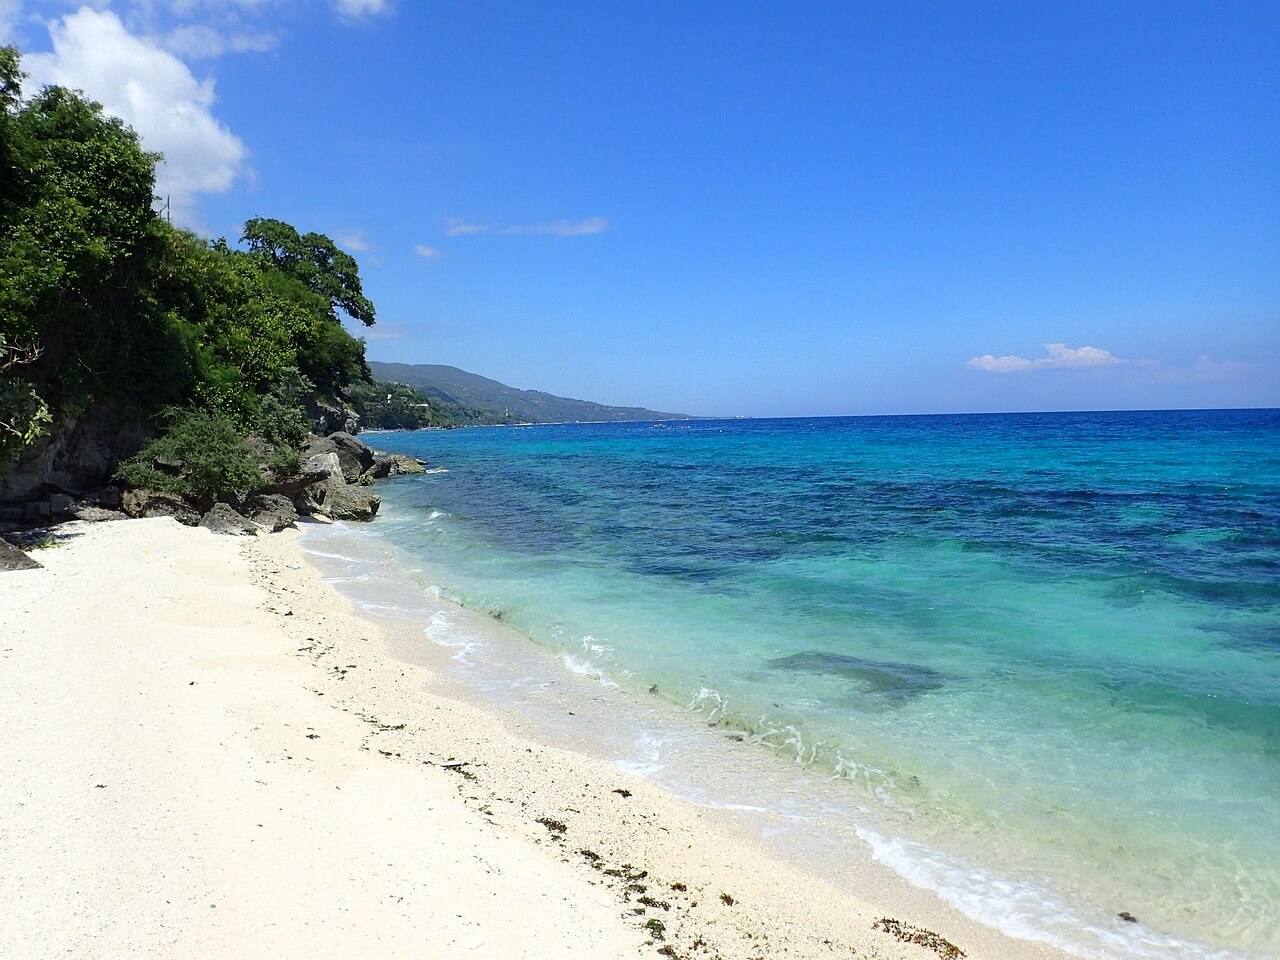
854, 826, 1256, 960
423, 610, 482, 665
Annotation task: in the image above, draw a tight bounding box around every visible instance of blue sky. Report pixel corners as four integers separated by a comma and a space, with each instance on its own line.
5, 1, 1278, 416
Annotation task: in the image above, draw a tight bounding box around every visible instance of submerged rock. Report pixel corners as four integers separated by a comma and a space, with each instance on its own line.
198, 502, 259, 536
120, 489, 200, 526
768, 651, 945, 697
0, 536, 41, 571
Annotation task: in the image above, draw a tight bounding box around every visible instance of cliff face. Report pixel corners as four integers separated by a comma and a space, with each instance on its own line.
0, 402, 151, 501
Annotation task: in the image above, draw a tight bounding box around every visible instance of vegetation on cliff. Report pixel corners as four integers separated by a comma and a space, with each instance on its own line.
0, 45, 373, 494
348, 379, 518, 430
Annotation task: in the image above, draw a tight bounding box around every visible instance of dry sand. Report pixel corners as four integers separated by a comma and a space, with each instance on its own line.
0, 517, 1077, 960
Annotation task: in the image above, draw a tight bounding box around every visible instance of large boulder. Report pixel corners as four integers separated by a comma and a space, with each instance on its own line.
243, 493, 297, 532
266, 452, 339, 498
303, 397, 360, 436
0, 537, 41, 571
324, 481, 380, 521
302, 432, 375, 483
198, 502, 259, 536
298, 475, 381, 522
121, 489, 200, 526
363, 453, 428, 481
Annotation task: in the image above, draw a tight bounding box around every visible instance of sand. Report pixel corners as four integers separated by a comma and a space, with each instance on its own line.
0, 517, 1077, 960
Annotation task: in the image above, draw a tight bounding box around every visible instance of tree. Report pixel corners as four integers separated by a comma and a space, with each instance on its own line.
241, 217, 376, 326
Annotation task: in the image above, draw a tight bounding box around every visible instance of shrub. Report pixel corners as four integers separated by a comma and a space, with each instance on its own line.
115, 407, 265, 501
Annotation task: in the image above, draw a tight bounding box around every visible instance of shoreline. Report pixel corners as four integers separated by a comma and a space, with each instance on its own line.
2, 516, 1084, 958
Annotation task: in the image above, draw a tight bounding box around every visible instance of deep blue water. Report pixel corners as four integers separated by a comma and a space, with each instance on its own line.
357, 409, 1280, 957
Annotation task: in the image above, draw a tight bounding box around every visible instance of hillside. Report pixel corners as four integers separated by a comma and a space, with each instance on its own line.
368, 362, 691, 424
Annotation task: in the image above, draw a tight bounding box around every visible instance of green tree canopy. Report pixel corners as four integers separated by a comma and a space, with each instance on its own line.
241, 217, 376, 326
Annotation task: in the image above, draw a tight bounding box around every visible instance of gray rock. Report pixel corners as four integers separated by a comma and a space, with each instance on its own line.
198, 502, 259, 536
324, 481, 380, 521
0, 536, 41, 571
363, 453, 428, 480
72, 505, 128, 523
244, 493, 297, 532
0, 400, 150, 503
303, 432, 374, 483
303, 397, 360, 436
302, 451, 343, 480
120, 489, 201, 526
49, 493, 75, 514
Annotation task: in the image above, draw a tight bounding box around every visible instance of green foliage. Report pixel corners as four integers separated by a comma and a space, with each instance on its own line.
0, 337, 51, 464
242, 217, 376, 326
0, 45, 378, 476
115, 408, 265, 500
346, 380, 513, 429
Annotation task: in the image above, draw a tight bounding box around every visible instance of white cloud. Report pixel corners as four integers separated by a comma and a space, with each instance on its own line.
335, 0, 389, 19
24, 8, 247, 220
968, 343, 1128, 374
163, 23, 277, 59
0, 0, 22, 43
504, 216, 607, 236
444, 216, 608, 237
413, 244, 441, 258
443, 218, 489, 236
334, 228, 370, 251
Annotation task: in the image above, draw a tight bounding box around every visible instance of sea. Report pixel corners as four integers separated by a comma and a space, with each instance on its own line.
301, 409, 1280, 959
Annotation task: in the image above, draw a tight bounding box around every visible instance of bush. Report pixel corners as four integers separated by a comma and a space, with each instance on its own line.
115, 408, 265, 501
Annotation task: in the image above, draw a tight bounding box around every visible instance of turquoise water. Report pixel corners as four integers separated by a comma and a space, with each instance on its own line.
356, 410, 1280, 957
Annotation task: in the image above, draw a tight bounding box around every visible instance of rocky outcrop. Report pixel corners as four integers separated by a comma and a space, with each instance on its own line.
120, 489, 201, 526
363, 453, 428, 480
0, 536, 41, 571
303, 432, 375, 483
198, 502, 259, 536
0, 401, 150, 503
303, 397, 360, 436
243, 493, 297, 532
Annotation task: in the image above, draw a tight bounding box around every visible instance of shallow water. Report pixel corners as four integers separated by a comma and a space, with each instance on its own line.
335, 410, 1279, 958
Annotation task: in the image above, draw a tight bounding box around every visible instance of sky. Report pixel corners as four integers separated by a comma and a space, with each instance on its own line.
3, 1, 1278, 417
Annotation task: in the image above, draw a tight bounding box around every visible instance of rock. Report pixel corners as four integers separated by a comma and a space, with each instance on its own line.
303, 397, 360, 436
72, 505, 127, 522
120, 489, 201, 526
243, 493, 297, 532
0, 400, 151, 503
324, 481, 380, 521
198, 502, 259, 536
0, 536, 41, 571
304, 451, 343, 479
363, 453, 428, 481
48, 493, 75, 514
303, 432, 374, 483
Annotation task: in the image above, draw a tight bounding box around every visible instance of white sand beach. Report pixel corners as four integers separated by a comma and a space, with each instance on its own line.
0, 517, 1076, 960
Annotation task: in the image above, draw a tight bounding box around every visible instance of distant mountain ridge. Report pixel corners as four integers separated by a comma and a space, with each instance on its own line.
367, 362, 691, 424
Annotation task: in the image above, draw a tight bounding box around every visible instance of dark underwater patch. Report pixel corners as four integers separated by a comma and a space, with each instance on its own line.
769, 650, 946, 698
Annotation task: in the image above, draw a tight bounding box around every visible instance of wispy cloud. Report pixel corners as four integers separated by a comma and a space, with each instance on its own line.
443, 218, 489, 237
968, 343, 1131, 373
503, 217, 607, 236
443, 215, 608, 237
335, 0, 391, 19
413, 244, 441, 258
334, 229, 371, 251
